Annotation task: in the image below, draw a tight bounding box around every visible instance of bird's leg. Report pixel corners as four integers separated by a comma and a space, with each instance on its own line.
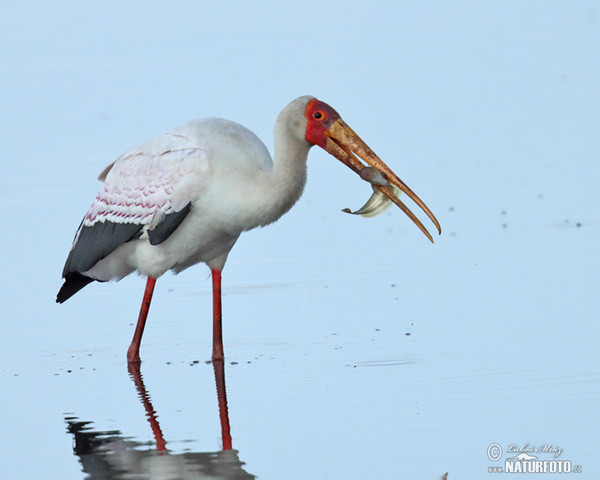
211, 269, 224, 361
127, 277, 157, 364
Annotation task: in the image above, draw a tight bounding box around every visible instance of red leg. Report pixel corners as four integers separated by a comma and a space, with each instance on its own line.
127, 277, 157, 364
211, 269, 224, 361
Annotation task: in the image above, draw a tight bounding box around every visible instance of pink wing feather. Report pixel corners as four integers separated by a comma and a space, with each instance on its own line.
64, 132, 209, 277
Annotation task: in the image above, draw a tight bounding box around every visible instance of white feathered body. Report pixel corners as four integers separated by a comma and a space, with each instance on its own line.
70, 97, 313, 283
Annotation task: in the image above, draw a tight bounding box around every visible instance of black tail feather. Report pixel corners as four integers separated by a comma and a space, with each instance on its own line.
56, 273, 95, 303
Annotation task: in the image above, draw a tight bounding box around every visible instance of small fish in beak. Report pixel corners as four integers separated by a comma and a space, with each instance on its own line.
342, 167, 402, 217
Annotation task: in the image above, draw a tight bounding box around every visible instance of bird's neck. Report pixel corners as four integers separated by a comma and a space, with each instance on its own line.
256, 122, 311, 227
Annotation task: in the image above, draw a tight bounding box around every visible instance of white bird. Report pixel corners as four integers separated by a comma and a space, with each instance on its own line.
57, 96, 441, 363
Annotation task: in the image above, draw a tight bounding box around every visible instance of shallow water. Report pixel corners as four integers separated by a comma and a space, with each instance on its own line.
1, 2, 599, 479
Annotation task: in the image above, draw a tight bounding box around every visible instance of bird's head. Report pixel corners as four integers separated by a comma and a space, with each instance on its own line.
303, 97, 441, 242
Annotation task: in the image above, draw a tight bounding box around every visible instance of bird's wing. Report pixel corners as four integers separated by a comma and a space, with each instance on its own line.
62, 132, 210, 277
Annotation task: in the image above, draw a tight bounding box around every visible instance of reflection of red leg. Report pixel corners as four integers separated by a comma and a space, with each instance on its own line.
127, 277, 157, 364
211, 269, 224, 361
213, 359, 232, 450
127, 362, 167, 451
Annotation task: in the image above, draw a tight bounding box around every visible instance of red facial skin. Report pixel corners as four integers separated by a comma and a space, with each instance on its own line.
304, 98, 341, 148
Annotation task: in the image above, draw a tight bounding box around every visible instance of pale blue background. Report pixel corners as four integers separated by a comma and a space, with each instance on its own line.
1, 2, 598, 479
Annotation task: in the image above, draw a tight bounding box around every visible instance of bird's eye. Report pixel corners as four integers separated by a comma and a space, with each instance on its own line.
313, 111, 324, 120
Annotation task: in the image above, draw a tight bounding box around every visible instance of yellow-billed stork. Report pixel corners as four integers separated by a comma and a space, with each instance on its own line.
57, 96, 441, 363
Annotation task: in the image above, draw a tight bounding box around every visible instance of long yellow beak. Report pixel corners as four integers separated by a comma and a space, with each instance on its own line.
324, 118, 441, 243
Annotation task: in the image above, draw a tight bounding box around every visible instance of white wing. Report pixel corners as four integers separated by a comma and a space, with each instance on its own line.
63, 128, 211, 277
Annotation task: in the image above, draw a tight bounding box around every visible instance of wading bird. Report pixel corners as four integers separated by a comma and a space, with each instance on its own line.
57, 96, 441, 363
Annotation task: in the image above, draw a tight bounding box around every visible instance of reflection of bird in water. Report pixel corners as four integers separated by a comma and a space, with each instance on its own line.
56, 96, 440, 363
65, 418, 253, 480
65, 361, 250, 479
